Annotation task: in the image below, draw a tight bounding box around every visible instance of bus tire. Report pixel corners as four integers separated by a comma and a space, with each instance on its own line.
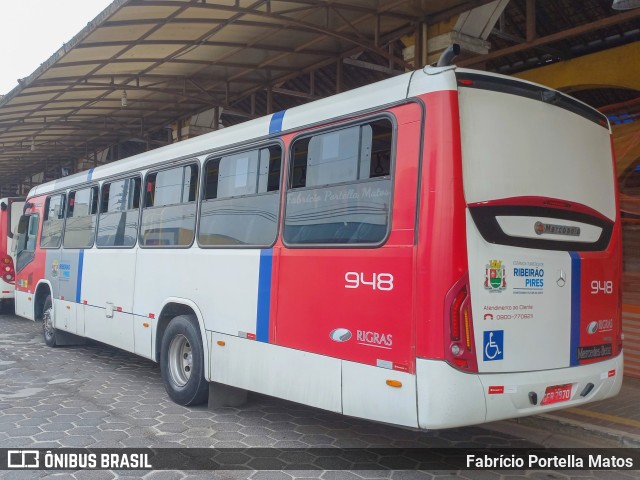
42, 295, 58, 348
160, 315, 208, 406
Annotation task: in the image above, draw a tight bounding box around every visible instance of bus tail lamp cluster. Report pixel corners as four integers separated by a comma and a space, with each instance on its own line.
1, 256, 15, 284
444, 274, 478, 372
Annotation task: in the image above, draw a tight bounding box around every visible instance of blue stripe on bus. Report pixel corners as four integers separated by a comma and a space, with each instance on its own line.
269, 110, 285, 135
256, 250, 273, 342
569, 252, 581, 366
76, 250, 84, 304
87, 168, 94, 181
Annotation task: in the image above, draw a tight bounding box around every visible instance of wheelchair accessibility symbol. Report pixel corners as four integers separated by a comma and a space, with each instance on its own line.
483, 330, 504, 361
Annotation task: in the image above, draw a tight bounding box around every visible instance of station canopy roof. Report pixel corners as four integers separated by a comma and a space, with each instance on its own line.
0, 0, 638, 192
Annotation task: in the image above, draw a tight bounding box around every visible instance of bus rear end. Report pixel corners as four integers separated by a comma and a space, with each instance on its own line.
417, 70, 622, 429
0, 197, 25, 309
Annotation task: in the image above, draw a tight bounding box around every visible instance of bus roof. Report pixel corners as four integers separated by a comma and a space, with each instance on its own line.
27, 67, 459, 197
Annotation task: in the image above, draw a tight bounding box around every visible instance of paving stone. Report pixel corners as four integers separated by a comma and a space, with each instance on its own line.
250, 471, 293, 480
143, 472, 185, 480
0, 313, 623, 480
59, 434, 98, 447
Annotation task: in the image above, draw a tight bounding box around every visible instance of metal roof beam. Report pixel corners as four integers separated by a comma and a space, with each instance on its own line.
50, 58, 302, 72
342, 57, 404, 76
460, 8, 640, 66
75, 39, 333, 58
125, 0, 417, 21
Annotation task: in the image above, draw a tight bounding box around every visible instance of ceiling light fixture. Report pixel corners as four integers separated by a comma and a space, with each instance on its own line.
612, 0, 640, 9
121, 90, 128, 107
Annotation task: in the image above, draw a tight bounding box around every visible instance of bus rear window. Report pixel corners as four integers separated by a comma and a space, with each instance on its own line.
64, 187, 98, 249
141, 164, 198, 247
199, 145, 281, 247
284, 118, 393, 246
97, 177, 141, 248
41, 194, 65, 249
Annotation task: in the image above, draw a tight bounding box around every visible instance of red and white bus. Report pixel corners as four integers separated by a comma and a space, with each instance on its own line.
0, 197, 25, 310
13, 66, 622, 429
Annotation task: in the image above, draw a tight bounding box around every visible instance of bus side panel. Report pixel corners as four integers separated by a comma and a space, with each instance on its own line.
414, 90, 468, 361
133, 248, 262, 341
573, 222, 622, 366
211, 331, 342, 413
273, 103, 422, 374
83, 248, 137, 354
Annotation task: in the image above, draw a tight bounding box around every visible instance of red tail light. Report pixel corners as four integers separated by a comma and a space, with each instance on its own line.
1, 256, 15, 284
451, 289, 465, 340
444, 274, 478, 372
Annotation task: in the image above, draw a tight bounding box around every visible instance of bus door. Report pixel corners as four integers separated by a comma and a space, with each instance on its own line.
40, 193, 67, 327
14, 200, 46, 320
56, 186, 100, 336
274, 103, 423, 425
458, 76, 620, 375
84, 177, 141, 354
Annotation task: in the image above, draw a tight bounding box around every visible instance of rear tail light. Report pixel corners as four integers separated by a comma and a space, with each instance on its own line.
444, 274, 478, 372
2, 256, 15, 284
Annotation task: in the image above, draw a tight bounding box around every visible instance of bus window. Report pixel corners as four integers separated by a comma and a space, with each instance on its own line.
284, 118, 393, 245
97, 177, 141, 248
199, 145, 281, 247
64, 186, 98, 249
140, 163, 198, 247
9, 200, 24, 238
15, 214, 39, 272
40, 194, 66, 249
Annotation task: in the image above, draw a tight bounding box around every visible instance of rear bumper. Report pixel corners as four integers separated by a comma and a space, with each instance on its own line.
416, 353, 623, 429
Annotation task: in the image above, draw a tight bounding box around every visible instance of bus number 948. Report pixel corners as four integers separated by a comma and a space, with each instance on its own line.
345, 272, 394, 291
591, 280, 613, 295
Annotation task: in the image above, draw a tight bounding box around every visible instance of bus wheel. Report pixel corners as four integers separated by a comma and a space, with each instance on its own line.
160, 315, 208, 406
42, 295, 58, 348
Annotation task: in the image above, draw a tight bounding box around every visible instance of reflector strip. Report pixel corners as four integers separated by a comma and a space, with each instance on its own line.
269, 110, 285, 134
76, 250, 84, 303
569, 252, 581, 366
376, 359, 393, 369
488, 386, 504, 394
256, 249, 273, 343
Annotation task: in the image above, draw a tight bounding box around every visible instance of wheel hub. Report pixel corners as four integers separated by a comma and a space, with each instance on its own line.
168, 334, 193, 387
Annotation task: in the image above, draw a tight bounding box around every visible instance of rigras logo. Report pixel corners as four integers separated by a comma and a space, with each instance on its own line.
329, 328, 352, 342
587, 319, 613, 335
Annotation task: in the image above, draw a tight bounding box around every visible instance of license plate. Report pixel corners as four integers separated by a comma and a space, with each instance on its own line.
540, 383, 573, 405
